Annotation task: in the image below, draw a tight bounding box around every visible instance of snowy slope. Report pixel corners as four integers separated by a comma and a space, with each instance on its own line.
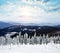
0, 43, 60, 53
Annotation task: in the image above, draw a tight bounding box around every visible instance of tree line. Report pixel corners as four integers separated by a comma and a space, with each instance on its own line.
0, 32, 60, 45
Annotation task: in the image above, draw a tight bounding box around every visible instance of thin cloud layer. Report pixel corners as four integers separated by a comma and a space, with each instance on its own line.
0, 0, 60, 25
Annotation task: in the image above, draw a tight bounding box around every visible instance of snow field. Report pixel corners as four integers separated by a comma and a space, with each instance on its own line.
0, 43, 60, 53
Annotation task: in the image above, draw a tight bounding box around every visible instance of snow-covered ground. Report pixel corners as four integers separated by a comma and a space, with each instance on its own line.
0, 43, 60, 53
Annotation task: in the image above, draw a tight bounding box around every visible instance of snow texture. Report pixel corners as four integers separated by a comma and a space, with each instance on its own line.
0, 43, 60, 53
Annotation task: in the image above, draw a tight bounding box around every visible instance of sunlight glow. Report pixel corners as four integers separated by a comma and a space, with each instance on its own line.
18, 6, 35, 23
20, 7, 33, 16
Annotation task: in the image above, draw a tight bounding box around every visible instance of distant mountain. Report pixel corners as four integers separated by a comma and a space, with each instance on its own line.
55, 25, 60, 28
0, 21, 60, 37
0, 25, 60, 37
0, 21, 13, 29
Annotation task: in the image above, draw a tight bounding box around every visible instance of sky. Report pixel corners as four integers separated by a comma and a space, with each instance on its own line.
0, 0, 60, 25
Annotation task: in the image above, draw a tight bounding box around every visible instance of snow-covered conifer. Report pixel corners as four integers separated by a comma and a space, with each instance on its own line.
27, 36, 31, 44
45, 34, 50, 44
5, 33, 12, 45
16, 35, 20, 44
23, 33, 28, 44
37, 36, 40, 44
12, 37, 18, 45
19, 36, 24, 44
34, 32, 37, 44
42, 34, 46, 44
30, 36, 34, 44
0, 36, 5, 45
39, 35, 42, 44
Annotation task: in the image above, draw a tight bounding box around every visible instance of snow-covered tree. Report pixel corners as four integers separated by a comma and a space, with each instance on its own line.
5, 34, 12, 45
12, 37, 18, 45
50, 36, 54, 43
19, 36, 24, 44
34, 32, 38, 44
42, 34, 46, 44
16, 35, 20, 44
45, 34, 50, 44
39, 35, 42, 44
23, 33, 28, 44
30, 36, 34, 44
54, 35, 60, 44
36, 36, 40, 44
27, 36, 31, 44
0, 32, 60, 45
0, 36, 5, 45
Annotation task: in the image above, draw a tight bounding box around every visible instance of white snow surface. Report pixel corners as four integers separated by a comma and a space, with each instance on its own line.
0, 43, 60, 53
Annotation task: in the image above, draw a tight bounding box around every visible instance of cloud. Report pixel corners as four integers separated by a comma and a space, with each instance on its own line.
0, 0, 60, 12
0, 0, 60, 25
23, 0, 60, 12
43, 0, 50, 2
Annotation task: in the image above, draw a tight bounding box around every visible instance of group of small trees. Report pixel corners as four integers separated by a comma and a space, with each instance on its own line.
0, 32, 60, 45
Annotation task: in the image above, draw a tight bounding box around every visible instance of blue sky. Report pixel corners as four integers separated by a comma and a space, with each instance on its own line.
0, 0, 60, 25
